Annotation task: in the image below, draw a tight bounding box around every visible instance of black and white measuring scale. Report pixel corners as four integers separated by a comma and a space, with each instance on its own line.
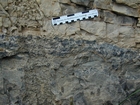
52, 9, 98, 26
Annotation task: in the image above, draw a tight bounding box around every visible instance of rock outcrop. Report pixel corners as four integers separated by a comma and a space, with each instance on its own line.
0, 0, 140, 105
0, 0, 139, 48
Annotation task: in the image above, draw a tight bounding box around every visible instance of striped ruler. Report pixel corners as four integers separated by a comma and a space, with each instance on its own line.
52, 9, 98, 26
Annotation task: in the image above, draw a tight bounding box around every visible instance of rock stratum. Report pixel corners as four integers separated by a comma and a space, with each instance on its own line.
0, 0, 140, 105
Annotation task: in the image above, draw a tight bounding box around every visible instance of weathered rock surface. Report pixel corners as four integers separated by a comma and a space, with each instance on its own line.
116, 0, 140, 8
0, 0, 140, 105
71, 0, 90, 6
94, 0, 139, 17
0, 35, 140, 105
0, 0, 139, 48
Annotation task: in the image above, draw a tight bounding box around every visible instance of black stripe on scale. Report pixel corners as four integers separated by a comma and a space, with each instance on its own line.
83, 17, 86, 20
67, 14, 74, 17
94, 15, 97, 17
71, 20, 74, 22
53, 17, 60, 20
88, 16, 91, 19
60, 22, 63, 25
82, 10, 89, 14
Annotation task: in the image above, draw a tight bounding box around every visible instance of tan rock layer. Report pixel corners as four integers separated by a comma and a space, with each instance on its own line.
0, 0, 139, 49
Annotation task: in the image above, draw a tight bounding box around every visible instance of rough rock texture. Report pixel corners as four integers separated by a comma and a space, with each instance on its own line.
0, 0, 140, 105
116, 0, 140, 8
0, 0, 139, 48
0, 35, 140, 105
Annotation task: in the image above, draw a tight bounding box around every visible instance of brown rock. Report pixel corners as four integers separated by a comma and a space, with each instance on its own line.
0, 0, 8, 8
95, 0, 139, 18
66, 22, 80, 36
94, 0, 112, 10
58, 0, 70, 4
40, 0, 61, 17
2, 18, 11, 27
116, 0, 140, 8
0, 17, 2, 27
104, 11, 117, 23
107, 24, 119, 42
36, 0, 41, 4
7, 0, 13, 4
80, 21, 106, 38
118, 16, 136, 26
112, 3, 138, 17
71, 0, 90, 6
53, 24, 67, 36
60, 3, 84, 15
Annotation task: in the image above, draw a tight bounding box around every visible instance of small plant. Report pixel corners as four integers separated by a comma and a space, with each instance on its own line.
119, 88, 140, 105
70, 97, 73, 105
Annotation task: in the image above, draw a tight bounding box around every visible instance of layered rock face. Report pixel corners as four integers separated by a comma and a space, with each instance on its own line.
0, 0, 140, 105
